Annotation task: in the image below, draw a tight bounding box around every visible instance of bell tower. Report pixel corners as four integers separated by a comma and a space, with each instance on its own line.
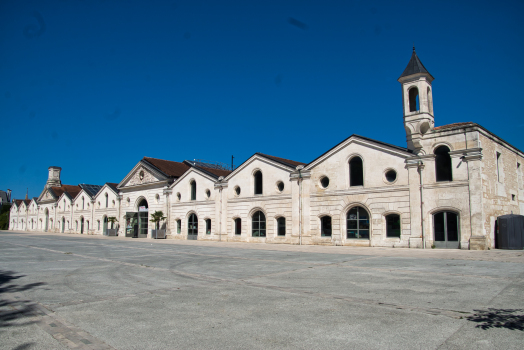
398, 47, 435, 154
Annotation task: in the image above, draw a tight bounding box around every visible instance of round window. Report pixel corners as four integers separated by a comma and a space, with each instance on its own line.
235, 186, 241, 196
206, 189, 211, 198
385, 170, 397, 183
277, 181, 284, 192
320, 177, 329, 188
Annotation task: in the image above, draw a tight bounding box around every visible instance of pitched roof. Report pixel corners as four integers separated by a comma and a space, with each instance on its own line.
50, 185, 82, 200
79, 184, 104, 198
399, 49, 434, 80
142, 157, 191, 178
256, 153, 307, 168
23, 199, 31, 205
14, 199, 23, 206
433, 122, 475, 131
193, 165, 232, 178
106, 183, 119, 193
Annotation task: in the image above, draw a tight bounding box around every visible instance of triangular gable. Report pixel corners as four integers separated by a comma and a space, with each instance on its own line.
94, 183, 120, 200
169, 166, 221, 190
38, 187, 57, 203
118, 160, 169, 189
224, 153, 298, 182
72, 188, 92, 204
304, 135, 412, 171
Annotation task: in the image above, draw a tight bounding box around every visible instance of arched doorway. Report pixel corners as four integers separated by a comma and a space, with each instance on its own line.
62, 217, 65, 233
188, 213, 198, 240
80, 217, 84, 234
45, 209, 49, 232
103, 216, 108, 235
137, 198, 148, 238
433, 211, 459, 248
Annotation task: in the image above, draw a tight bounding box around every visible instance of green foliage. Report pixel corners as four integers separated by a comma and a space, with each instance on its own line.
0, 204, 11, 229
150, 210, 166, 230
0, 211, 9, 230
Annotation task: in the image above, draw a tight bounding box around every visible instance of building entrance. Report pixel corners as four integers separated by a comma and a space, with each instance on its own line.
125, 199, 149, 238
188, 213, 198, 240
433, 211, 459, 248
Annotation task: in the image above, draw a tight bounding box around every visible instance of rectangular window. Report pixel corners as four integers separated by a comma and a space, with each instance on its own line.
235, 218, 241, 235
177, 220, 181, 234
496, 152, 502, 182
206, 219, 211, 234
277, 217, 286, 236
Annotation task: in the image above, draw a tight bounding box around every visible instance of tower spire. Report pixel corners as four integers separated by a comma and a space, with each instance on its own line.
25, 188, 28, 200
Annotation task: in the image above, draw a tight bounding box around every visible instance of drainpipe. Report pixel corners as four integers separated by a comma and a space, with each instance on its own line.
419, 161, 425, 249
219, 187, 222, 242
296, 165, 304, 245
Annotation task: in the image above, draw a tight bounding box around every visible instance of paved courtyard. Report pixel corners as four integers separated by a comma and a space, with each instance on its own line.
1, 231, 523, 350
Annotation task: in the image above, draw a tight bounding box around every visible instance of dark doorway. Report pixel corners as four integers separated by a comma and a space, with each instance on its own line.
433, 211, 459, 248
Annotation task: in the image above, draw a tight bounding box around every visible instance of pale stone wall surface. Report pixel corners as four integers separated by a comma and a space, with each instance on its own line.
479, 132, 524, 248
169, 169, 217, 240
223, 158, 294, 243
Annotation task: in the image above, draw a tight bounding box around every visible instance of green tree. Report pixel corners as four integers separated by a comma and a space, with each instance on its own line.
107, 216, 118, 229
150, 210, 166, 231
0, 204, 11, 230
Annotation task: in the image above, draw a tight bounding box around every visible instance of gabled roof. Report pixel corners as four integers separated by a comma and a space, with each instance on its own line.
304, 134, 412, 171
106, 183, 119, 193
143, 157, 191, 178
183, 160, 232, 178
50, 185, 82, 200
79, 184, 103, 198
14, 199, 23, 207
255, 153, 306, 169
223, 152, 305, 182
398, 49, 434, 80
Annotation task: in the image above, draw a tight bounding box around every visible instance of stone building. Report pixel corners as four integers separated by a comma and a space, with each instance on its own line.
8, 50, 524, 250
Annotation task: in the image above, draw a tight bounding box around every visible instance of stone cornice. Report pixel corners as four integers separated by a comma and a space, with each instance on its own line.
228, 194, 292, 203
422, 180, 469, 190
310, 185, 410, 198
290, 170, 311, 180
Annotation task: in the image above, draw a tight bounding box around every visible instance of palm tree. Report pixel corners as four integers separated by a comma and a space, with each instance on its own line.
107, 216, 118, 229
150, 210, 166, 231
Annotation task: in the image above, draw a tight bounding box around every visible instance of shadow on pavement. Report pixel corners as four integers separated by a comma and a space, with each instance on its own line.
466, 308, 524, 331
0, 270, 46, 328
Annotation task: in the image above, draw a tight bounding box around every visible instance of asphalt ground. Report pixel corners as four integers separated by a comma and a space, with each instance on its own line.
1, 231, 523, 350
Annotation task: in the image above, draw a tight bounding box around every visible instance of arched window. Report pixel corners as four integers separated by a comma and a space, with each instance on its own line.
82, 197, 85, 210
254, 171, 263, 195
234, 218, 241, 235
81, 217, 84, 234
206, 219, 211, 235
188, 213, 198, 239
321, 216, 332, 237
176, 219, 181, 234
409, 87, 419, 112
277, 217, 286, 236
349, 157, 364, 187
346, 206, 369, 239
433, 211, 459, 248
385, 214, 401, 238
190, 181, 196, 201
64, 199, 66, 211
105, 193, 109, 208
252, 211, 266, 237
435, 146, 453, 182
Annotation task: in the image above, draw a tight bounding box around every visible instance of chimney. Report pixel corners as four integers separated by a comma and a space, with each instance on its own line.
46, 166, 62, 188
7, 189, 11, 202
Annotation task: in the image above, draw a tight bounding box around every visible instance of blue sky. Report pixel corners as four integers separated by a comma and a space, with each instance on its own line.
1, 0, 523, 200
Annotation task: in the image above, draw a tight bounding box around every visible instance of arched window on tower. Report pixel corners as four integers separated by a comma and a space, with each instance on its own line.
349, 157, 364, 187
435, 146, 453, 182
254, 171, 263, 195
409, 87, 419, 112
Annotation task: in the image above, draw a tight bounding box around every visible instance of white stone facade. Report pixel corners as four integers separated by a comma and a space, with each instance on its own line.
8, 51, 524, 250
